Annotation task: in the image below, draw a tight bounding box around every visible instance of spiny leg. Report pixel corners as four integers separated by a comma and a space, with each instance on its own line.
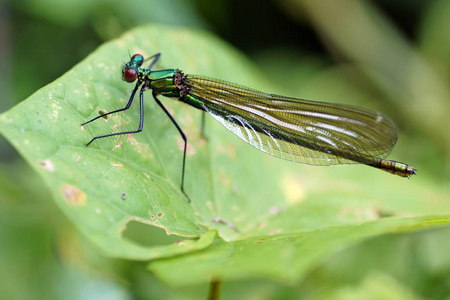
152, 91, 191, 203
81, 81, 141, 127
84, 85, 145, 146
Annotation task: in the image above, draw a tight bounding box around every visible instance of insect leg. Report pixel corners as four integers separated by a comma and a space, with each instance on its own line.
84, 84, 145, 146
81, 81, 141, 127
145, 53, 161, 70
152, 91, 191, 203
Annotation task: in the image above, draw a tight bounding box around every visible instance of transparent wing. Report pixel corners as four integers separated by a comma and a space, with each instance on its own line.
184, 75, 398, 166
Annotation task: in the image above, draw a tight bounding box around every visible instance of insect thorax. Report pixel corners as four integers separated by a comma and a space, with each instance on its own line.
174, 70, 190, 98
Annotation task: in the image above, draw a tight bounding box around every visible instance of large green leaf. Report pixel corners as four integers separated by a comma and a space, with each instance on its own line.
0, 25, 264, 259
1, 25, 449, 284
151, 216, 450, 284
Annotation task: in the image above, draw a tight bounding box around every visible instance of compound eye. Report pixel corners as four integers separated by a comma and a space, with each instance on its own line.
123, 68, 137, 83
131, 54, 144, 66
131, 53, 143, 60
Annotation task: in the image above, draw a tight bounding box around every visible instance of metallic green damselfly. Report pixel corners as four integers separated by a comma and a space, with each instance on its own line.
82, 53, 416, 201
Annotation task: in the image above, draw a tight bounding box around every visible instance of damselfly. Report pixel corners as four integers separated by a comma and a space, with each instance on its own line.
81, 53, 416, 201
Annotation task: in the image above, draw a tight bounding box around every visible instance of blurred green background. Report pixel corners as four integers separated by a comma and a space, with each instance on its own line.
1, 0, 450, 299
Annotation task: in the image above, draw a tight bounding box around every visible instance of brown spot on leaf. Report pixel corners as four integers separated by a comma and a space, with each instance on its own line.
61, 185, 86, 206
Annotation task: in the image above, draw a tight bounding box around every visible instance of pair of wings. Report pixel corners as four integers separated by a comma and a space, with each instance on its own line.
183, 75, 398, 166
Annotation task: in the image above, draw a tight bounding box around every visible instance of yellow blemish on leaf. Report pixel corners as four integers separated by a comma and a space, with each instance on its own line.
113, 141, 123, 149
281, 174, 305, 205
61, 185, 86, 206
340, 206, 381, 222
112, 163, 123, 167
82, 83, 91, 98
216, 143, 236, 159
48, 101, 62, 121
0, 114, 12, 123
128, 134, 151, 154
233, 216, 243, 223
127, 134, 138, 144
219, 169, 231, 187
37, 159, 55, 172
259, 220, 268, 228
206, 201, 215, 213
269, 229, 283, 235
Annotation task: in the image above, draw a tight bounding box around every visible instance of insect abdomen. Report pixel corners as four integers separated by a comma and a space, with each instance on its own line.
377, 159, 417, 178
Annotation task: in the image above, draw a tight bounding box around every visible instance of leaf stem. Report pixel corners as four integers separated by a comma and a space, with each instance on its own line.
208, 278, 222, 300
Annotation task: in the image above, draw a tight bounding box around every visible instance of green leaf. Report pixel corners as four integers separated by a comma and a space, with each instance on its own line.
1, 24, 449, 284
150, 216, 450, 285
317, 272, 424, 300
0, 25, 264, 259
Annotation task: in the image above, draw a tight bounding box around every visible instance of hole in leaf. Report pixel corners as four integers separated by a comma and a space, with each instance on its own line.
122, 220, 189, 247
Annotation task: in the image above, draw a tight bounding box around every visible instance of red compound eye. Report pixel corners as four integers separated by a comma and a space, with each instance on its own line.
123, 68, 137, 83
131, 54, 144, 66
131, 54, 143, 60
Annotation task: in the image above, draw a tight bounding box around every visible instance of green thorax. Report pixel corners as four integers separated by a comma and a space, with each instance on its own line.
139, 68, 178, 97
139, 68, 205, 110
